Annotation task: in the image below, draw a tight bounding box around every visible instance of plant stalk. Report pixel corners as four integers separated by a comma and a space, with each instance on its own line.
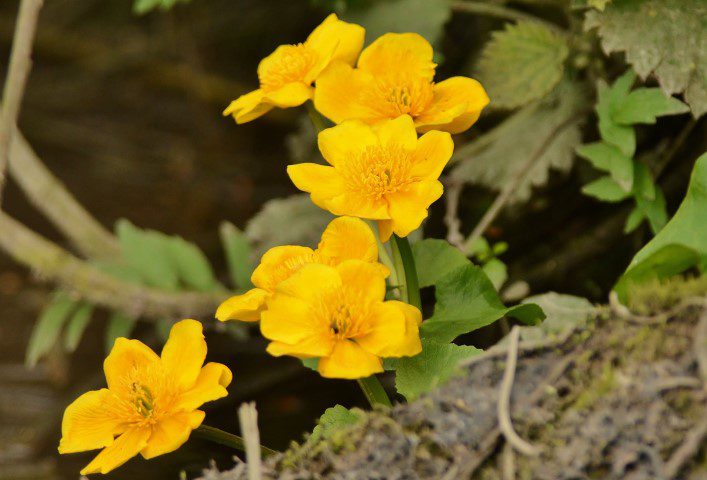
357, 375, 392, 408
305, 101, 328, 134
194, 425, 278, 457
390, 234, 422, 310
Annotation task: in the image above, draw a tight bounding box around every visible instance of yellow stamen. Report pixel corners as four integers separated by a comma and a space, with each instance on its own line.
342, 144, 414, 199
365, 74, 434, 118
258, 43, 317, 92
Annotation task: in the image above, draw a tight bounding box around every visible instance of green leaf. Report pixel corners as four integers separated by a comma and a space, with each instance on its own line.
391, 340, 481, 400
342, 0, 452, 46
576, 141, 634, 191
220, 222, 254, 290
612, 88, 690, 125
115, 219, 179, 290
585, 0, 707, 117
412, 239, 469, 288
635, 187, 667, 235
420, 264, 545, 344
615, 152, 707, 301
105, 312, 137, 353
595, 73, 636, 156
307, 405, 362, 446
26, 292, 78, 367
515, 293, 595, 342
166, 236, 219, 292
133, 0, 190, 15
63, 303, 94, 353
245, 194, 334, 258
452, 80, 586, 203
482, 258, 508, 291
582, 176, 631, 202
614, 245, 700, 303
477, 21, 569, 109
624, 206, 645, 234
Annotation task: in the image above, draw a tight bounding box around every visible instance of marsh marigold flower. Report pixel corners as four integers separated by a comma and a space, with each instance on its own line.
216, 216, 387, 322
287, 114, 453, 241
262, 259, 422, 379
58, 320, 231, 475
223, 14, 364, 124
314, 32, 489, 133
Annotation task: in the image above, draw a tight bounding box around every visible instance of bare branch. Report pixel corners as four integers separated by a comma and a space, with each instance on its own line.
238, 403, 263, 480
0, 211, 225, 319
0, 0, 43, 203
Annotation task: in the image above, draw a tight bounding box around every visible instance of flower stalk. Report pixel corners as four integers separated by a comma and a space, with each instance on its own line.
390, 234, 422, 310
194, 425, 278, 457
357, 375, 393, 408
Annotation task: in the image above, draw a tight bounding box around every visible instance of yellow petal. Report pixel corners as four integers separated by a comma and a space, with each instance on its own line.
317, 216, 378, 263
58, 389, 124, 454
335, 260, 387, 304
382, 301, 423, 356
318, 340, 383, 379
266, 335, 335, 359
416, 77, 489, 134
313, 62, 373, 124
410, 130, 454, 181
325, 191, 391, 220
262, 82, 314, 108
251, 245, 316, 291
272, 262, 341, 304
287, 163, 347, 208
358, 33, 435, 81
386, 180, 443, 238
104, 338, 160, 394
177, 362, 233, 411
80, 427, 151, 475
305, 14, 365, 72
215, 289, 269, 322
373, 114, 417, 152
140, 411, 205, 460
377, 219, 394, 243
223, 89, 274, 124
261, 292, 319, 344
160, 319, 207, 391
318, 120, 378, 167
354, 302, 407, 357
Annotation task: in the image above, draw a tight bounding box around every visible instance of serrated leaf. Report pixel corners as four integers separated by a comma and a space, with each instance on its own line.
614, 153, 707, 301
220, 222, 254, 290
390, 340, 481, 400
26, 292, 78, 367
585, 0, 707, 117
307, 405, 362, 446
582, 176, 631, 202
515, 293, 595, 342
420, 264, 545, 344
576, 141, 634, 191
166, 236, 219, 292
452, 80, 586, 203
613, 88, 690, 125
63, 303, 94, 353
412, 239, 469, 288
105, 312, 137, 353
595, 73, 637, 156
245, 194, 334, 257
477, 21, 569, 109
116, 219, 179, 290
343, 0, 452, 46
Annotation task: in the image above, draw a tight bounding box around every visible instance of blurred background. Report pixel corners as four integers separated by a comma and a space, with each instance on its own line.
0, 0, 704, 478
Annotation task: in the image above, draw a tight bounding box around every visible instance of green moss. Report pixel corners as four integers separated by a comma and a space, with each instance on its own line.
572, 362, 616, 411
627, 274, 707, 315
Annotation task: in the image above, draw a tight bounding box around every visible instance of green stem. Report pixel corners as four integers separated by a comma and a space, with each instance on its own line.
357, 375, 392, 408
194, 425, 278, 457
305, 101, 328, 134
390, 234, 422, 310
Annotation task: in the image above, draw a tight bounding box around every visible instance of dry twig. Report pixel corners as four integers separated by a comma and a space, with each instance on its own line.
238, 403, 263, 480
0, 0, 43, 203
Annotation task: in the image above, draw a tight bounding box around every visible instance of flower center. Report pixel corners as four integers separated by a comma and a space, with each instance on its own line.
316, 288, 370, 340
258, 43, 317, 92
130, 383, 155, 418
342, 144, 413, 199
366, 74, 434, 118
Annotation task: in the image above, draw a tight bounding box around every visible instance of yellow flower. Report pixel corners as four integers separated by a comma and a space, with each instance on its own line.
216, 216, 387, 322
223, 14, 364, 124
58, 320, 231, 475
287, 115, 453, 241
262, 260, 422, 379
314, 32, 489, 134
